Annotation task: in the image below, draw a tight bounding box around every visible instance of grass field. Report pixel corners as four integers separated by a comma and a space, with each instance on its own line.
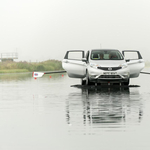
0, 60, 63, 73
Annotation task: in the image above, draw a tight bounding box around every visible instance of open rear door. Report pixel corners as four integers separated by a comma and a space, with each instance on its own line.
122, 50, 145, 78
62, 50, 86, 78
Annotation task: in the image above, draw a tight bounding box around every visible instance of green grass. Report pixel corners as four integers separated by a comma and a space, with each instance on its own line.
0, 69, 29, 73
0, 60, 63, 73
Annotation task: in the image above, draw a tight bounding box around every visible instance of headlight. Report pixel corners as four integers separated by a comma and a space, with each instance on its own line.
90, 63, 100, 69
119, 63, 127, 69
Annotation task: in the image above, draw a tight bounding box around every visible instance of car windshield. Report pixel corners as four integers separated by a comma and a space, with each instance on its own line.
90, 50, 124, 60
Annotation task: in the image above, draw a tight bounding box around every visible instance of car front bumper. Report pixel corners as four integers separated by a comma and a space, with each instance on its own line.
88, 67, 130, 83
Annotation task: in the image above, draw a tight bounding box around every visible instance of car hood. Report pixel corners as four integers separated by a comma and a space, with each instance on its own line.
90, 60, 126, 67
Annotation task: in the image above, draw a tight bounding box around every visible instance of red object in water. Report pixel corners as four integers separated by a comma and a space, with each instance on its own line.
49, 76, 52, 78
34, 77, 37, 80
62, 74, 64, 77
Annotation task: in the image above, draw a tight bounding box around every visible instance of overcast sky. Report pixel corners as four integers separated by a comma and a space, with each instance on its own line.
0, 0, 150, 62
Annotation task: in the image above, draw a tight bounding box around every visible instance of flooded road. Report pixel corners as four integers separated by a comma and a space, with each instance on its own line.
0, 71, 150, 150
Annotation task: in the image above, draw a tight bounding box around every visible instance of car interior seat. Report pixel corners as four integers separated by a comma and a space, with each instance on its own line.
109, 52, 118, 59
92, 53, 99, 59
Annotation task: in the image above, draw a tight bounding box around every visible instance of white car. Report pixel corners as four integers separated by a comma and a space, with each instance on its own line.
62, 49, 145, 85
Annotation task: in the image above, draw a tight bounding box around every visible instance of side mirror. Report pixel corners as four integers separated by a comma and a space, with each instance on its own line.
82, 58, 87, 62
126, 59, 130, 62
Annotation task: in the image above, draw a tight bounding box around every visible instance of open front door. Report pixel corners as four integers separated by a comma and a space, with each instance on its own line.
122, 50, 145, 78
62, 50, 86, 78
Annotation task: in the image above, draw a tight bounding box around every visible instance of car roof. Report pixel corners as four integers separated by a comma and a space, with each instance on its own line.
91, 49, 119, 51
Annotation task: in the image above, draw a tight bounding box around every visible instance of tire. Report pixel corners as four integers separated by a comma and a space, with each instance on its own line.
85, 71, 90, 85
85, 71, 94, 85
123, 79, 130, 86
86, 71, 90, 85
81, 79, 86, 85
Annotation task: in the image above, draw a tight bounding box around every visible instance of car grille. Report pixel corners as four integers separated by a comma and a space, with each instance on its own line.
99, 75, 121, 79
97, 67, 122, 71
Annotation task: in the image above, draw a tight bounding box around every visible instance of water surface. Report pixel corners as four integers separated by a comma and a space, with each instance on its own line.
0, 71, 150, 150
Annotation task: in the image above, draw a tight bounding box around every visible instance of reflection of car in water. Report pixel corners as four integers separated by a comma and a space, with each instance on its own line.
66, 87, 143, 132
62, 49, 145, 85
83, 87, 130, 124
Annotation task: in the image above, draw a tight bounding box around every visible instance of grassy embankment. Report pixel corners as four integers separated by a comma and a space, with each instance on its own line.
0, 60, 63, 73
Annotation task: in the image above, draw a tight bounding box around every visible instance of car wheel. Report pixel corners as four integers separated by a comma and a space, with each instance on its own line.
86, 71, 91, 85
81, 79, 86, 85
86, 72, 89, 85
86, 71, 94, 85
124, 79, 130, 86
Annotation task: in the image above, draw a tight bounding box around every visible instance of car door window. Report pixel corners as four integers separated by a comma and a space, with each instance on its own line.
123, 52, 139, 60
122, 50, 142, 61
64, 50, 84, 60
68, 52, 83, 60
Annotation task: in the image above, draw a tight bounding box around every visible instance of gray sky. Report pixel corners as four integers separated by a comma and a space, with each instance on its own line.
0, 0, 150, 62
